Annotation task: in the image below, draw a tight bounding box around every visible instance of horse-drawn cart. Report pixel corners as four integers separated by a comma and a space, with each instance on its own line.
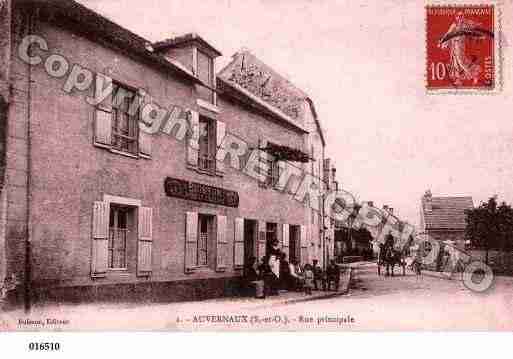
377, 243, 406, 276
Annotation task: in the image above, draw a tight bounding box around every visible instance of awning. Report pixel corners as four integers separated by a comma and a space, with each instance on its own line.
261, 142, 312, 163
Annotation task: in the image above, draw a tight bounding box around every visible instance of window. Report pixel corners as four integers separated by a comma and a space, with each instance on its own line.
92, 196, 153, 279
185, 212, 227, 273
197, 50, 214, 104
111, 84, 138, 154
108, 204, 134, 269
198, 214, 214, 266
266, 157, 280, 187
198, 116, 216, 172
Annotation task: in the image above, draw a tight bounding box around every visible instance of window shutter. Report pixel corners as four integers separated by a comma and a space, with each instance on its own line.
137, 207, 153, 277
138, 89, 152, 157
274, 161, 285, 191
185, 211, 198, 273
258, 138, 268, 188
93, 73, 113, 146
139, 129, 151, 157
300, 224, 308, 265
234, 217, 244, 269
257, 220, 267, 259
216, 120, 226, 173
91, 201, 109, 278
187, 110, 199, 167
282, 223, 289, 259
216, 215, 228, 271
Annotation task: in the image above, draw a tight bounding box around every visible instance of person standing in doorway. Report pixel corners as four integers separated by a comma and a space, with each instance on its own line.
303, 264, 314, 295
279, 252, 291, 290
326, 260, 341, 291
312, 259, 325, 291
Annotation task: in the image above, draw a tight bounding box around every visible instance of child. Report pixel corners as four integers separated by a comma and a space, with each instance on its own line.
410, 256, 422, 280
303, 264, 314, 295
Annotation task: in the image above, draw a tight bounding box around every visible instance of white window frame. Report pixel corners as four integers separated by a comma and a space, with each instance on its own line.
103, 194, 142, 208
102, 194, 142, 272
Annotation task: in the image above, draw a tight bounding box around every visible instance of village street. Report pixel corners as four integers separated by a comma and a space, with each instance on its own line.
3, 263, 513, 331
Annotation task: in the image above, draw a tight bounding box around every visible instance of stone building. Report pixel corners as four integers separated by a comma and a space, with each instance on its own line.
419, 190, 474, 249
0, 0, 326, 306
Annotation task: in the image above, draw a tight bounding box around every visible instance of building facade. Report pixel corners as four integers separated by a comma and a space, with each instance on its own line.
0, 1, 326, 306
217, 50, 333, 269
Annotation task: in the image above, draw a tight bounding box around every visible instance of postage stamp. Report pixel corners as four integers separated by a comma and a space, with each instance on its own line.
426, 3, 500, 93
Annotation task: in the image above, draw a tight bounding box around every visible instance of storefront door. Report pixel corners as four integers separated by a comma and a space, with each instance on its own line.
243, 219, 257, 265
289, 225, 301, 264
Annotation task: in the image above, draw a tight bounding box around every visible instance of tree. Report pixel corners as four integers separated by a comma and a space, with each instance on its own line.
497, 201, 513, 251
465, 196, 513, 264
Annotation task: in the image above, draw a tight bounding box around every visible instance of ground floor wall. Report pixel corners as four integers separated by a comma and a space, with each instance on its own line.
425, 229, 466, 250
4, 179, 310, 306
5, 276, 241, 307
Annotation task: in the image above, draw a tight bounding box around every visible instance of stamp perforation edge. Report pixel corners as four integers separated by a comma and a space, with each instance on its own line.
424, 0, 503, 95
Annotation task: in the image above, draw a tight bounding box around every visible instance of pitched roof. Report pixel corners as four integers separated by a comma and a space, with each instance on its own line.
422, 196, 474, 230
217, 50, 313, 132
305, 97, 326, 147
21, 0, 200, 84
217, 50, 312, 130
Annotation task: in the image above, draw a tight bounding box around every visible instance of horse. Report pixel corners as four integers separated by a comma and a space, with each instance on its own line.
377, 244, 406, 277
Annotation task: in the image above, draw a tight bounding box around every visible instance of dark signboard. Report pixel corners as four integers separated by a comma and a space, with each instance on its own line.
164, 177, 239, 208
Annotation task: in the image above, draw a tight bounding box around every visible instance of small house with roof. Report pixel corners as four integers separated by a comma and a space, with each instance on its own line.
420, 190, 474, 249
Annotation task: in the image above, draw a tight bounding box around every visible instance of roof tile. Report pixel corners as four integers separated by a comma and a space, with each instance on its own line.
423, 196, 473, 230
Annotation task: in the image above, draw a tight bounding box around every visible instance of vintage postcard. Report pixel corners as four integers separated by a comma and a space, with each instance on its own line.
1, 0, 513, 338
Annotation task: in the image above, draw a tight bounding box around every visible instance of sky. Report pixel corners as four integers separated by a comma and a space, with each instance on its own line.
78, 0, 513, 226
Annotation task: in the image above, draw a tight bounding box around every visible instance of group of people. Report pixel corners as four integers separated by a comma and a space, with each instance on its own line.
242, 240, 342, 298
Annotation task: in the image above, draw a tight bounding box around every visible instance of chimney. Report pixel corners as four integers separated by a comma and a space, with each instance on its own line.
388, 207, 394, 214
423, 190, 432, 212
367, 201, 374, 207
383, 205, 388, 211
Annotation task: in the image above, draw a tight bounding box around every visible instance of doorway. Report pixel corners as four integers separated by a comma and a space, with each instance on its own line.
243, 219, 257, 265
289, 225, 301, 264
265, 222, 278, 257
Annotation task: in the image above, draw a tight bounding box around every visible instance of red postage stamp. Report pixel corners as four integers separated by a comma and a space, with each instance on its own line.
426, 4, 499, 92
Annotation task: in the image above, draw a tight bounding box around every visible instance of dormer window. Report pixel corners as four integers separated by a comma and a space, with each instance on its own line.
197, 50, 214, 104
152, 33, 221, 106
